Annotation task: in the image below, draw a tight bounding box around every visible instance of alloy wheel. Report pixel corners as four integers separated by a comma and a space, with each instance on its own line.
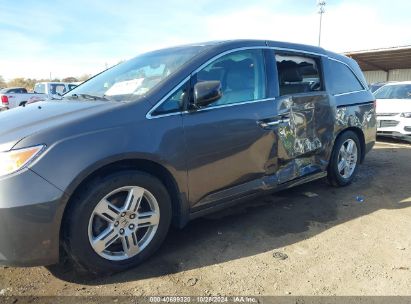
337, 138, 358, 179
88, 186, 160, 261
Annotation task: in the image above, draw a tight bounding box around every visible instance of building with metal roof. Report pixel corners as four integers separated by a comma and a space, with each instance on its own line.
344, 45, 411, 84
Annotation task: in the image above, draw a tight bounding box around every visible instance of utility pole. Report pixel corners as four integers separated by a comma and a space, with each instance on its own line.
317, 0, 326, 46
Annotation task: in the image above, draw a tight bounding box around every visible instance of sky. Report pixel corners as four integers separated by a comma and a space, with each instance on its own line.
1, 0, 410, 80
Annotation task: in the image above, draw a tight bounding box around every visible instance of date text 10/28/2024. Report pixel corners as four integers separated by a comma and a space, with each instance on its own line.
149, 296, 258, 303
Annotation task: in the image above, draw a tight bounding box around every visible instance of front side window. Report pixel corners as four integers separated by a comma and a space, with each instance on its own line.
327, 59, 364, 95
193, 49, 266, 108
275, 53, 323, 96
68, 84, 77, 91
152, 82, 188, 116
374, 84, 411, 99
68, 46, 205, 102
50, 84, 67, 95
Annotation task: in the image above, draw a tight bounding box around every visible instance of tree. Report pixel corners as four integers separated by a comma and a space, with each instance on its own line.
0, 75, 6, 88
78, 74, 92, 82
62, 77, 78, 83
7, 78, 30, 89
2, 73, 93, 91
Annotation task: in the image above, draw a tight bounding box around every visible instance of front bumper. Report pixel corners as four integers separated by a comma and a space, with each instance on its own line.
0, 169, 66, 267
376, 115, 411, 139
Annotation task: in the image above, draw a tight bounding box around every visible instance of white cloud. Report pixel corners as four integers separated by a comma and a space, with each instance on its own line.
1, 1, 410, 80
322, 2, 411, 52
204, 8, 318, 45
202, 2, 411, 52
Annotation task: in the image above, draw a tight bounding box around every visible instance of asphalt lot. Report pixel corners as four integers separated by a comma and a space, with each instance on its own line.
1, 138, 411, 296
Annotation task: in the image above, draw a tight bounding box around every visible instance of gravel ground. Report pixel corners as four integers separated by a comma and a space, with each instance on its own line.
1, 138, 411, 297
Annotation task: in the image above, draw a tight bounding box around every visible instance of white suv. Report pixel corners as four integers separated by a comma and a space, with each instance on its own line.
374, 81, 411, 140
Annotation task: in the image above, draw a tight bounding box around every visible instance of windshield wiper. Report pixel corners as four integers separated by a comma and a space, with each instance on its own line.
68, 93, 109, 101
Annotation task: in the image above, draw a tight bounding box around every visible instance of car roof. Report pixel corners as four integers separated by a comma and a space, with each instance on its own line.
165, 39, 358, 68
383, 81, 411, 86
191, 39, 328, 54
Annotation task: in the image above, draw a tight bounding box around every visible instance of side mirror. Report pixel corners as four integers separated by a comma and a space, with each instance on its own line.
51, 94, 63, 100
193, 80, 222, 108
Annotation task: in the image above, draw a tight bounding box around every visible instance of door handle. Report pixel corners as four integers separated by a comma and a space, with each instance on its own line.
259, 120, 280, 128
258, 118, 290, 129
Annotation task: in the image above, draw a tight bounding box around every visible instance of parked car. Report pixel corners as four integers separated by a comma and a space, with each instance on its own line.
0, 87, 33, 110
369, 82, 387, 93
68, 82, 81, 90
0, 40, 376, 274
0, 83, 74, 110
26, 82, 75, 105
374, 81, 411, 140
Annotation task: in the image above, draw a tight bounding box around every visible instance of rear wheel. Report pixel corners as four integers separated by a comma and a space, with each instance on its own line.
65, 171, 172, 274
327, 131, 361, 187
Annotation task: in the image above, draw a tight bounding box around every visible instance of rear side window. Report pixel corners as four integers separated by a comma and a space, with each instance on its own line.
275, 53, 323, 96
34, 84, 46, 94
327, 59, 364, 95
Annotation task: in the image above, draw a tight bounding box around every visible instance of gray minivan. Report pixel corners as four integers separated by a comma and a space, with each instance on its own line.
0, 40, 376, 274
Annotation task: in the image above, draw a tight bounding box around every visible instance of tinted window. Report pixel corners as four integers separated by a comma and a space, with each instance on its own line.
152, 82, 188, 115
1, 88, 26, 93
34, 83, 46, 94
369, 83, 384, 93
328, 60, 364, 95
275, 53, 323, 96
374, 84, 411, 99
194, 49, 266, 108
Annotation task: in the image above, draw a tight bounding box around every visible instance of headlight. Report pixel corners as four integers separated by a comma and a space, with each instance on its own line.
400, 112, 411, 118
0, 145, 45, 177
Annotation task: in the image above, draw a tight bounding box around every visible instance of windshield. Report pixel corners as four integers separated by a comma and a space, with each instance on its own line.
374, 84, 411, 99
67, 46, 204, 102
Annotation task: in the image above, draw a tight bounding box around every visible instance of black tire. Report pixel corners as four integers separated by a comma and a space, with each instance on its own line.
327, 130, 361, 187
64, 170, 172, 275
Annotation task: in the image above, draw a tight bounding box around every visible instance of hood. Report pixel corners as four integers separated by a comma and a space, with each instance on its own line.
376, 98, 411, 114
0, 100, 119, 151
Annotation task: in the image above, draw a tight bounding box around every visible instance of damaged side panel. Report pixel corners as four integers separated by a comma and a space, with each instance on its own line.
334, 101, 377, 159
274, 93, 334, 183
187, 47, 376, 212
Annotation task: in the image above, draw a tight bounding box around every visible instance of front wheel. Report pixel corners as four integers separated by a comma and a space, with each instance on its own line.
327, 131, 361, 187
64, 171, 172, 274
